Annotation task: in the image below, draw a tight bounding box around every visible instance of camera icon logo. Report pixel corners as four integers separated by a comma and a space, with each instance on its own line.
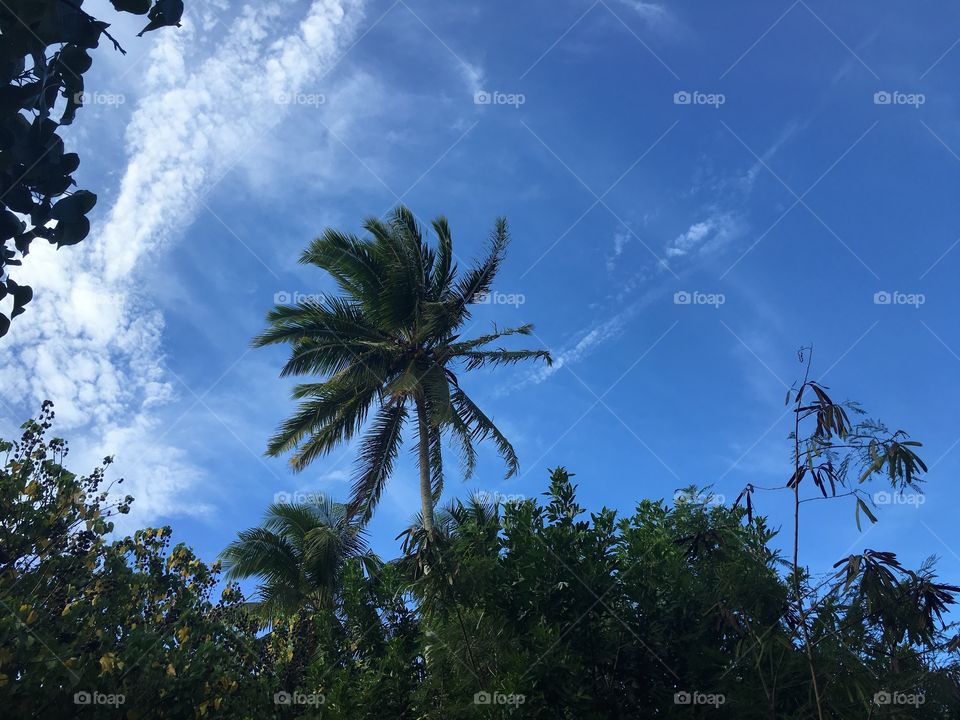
474, 91, 492, 105
873, 290, 891, 305
274, 290, 292, 304
874, 691, 892, 705
674, 691, 692, 704
274, 691, 292, 705
74, 691, 92, 705
673, 91, 691, 105
474, 691, 492, 705
673, 290, 691, 305
472, 291, 491, 304
874, 91, 892, 105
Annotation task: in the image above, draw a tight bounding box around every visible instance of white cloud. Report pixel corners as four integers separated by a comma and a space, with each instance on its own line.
615, 0, 669, 23
459, 60, 485, 95
665, 211, 745, 258
0, 0, 367, 527
606, 224, 633, 271
523, 297, 649, 387
739, 121, 802, 194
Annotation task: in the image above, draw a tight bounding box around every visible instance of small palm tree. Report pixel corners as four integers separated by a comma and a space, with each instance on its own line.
220, 496, 373, 619
254, 207, 551, 534
220, 496, 374, 690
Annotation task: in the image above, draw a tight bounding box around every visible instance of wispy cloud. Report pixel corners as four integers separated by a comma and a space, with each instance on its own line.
519, 283, 666, 388
665, 211, 745, 259
739, 121, 802, 194
606, 224, 633, 271
615, 0, 671, 25
0, 0, 366, 526
459, 60, 485, 95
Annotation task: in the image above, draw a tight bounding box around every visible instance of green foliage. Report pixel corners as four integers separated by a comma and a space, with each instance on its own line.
0, 0, 185, 337
3, 405, 959, 717
0, 403, 269, 718
385, 470, 960, 718
736, 351, 954, 719
220, 496, 375, 619
255, 207, 551, 532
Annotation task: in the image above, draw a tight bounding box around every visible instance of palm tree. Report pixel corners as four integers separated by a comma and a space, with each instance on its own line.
254, 207, 551, 534
220, 496, 374, 619
220, 496, 376, 691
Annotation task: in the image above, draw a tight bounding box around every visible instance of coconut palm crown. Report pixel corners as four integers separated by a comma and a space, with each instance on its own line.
253, 207, 551, 533
219, 495, 374, 619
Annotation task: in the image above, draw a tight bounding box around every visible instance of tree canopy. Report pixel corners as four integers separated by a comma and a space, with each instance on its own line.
2, 405, 958, 718
254, 207, 550, 534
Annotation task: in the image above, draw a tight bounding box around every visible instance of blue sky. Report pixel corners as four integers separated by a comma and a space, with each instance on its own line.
3, 0, 960, 592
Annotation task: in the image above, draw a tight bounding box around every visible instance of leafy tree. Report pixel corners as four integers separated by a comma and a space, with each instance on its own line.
4, 396, 958, 718
254, 207, 551, 534
0, 0, 185, 337
391, 470, 960, 718
0, 403, 270, 718
735, 348, 945, 719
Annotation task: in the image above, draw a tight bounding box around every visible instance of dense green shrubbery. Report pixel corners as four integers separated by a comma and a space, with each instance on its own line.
0, 402, 267, 718
2, 404, 959, 718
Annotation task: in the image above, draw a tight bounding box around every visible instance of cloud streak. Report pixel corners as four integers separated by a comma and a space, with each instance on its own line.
0, 0, 366, 527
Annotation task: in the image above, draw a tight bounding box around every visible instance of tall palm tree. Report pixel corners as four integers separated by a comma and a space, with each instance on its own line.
254, 207, 551, 534
220, 496, 374, 619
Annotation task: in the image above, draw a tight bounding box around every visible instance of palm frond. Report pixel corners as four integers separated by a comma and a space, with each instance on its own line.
252, 296, 385, 349
446, 323, 534, 354
429, 216, 455, 300
420, 361, 452, 423
299, 229, 383, 301
457, 349, 553, 372
347, 401, 409, 522
451, 217, 509, 311
263, 501, 339, 543
280, 339, 394, 379
428, 420, 444, 503
220, 528, 303, 593
449, 410, 478, 479
452, 387, 519, 477
268, 381, 379, 469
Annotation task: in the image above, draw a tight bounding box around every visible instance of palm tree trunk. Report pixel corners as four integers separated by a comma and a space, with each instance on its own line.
415, 395, 436, 535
